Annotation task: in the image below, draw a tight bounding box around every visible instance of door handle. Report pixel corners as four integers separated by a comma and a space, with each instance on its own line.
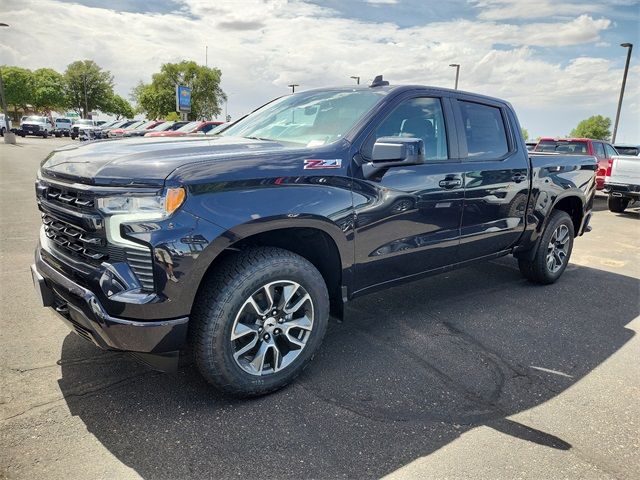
439, 177, 462, 189
512, 173, 528, 183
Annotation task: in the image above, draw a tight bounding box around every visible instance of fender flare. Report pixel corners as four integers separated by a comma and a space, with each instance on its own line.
177, 214, 352, 312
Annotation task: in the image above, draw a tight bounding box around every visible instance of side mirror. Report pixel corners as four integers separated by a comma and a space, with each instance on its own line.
371, 137, 425, 166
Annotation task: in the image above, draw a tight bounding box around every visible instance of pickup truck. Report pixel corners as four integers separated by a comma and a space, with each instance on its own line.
604, 155, 640, 212
19, 115, 52, 138
31, 79, 597, 397
53, 118, 73, 137
534, 137, 618, 190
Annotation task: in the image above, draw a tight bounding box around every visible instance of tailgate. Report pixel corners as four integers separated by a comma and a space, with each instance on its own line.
607, 156, 640, 185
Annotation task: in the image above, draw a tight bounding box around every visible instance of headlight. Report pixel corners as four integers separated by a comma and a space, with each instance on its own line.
97, 187, 186, 250
97, 187, 186, 217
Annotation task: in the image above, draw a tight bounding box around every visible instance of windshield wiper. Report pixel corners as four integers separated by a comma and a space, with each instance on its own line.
243, 136, 273, 142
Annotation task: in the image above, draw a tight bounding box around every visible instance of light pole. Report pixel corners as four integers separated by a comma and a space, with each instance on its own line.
612, 43, 633, 144
0, 22, 15, 144
288, 84, 299, 93
449, 64, 460, 90
350, 76, 360, 85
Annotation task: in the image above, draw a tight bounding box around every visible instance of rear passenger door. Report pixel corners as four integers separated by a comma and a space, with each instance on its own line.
453, 97, 530, 261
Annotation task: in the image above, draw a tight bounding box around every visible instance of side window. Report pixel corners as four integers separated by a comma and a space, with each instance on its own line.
366, 97, 448, 161
458, 101, 509, 160
593, 142, 605, 158
605, 144, 618, 158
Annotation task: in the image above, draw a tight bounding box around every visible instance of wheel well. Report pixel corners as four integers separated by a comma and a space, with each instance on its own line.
553, 196, 583, 233
204, 228, 344, 318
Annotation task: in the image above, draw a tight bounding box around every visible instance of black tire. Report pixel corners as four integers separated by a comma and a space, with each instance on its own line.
0, 127, 4, 137
20, 133, 25, 138
42, 131, 49, 138
70, 134, 76, 140
191, 247, 329, 397
608, 196, 629, 213
55, 132, 61, 138
518, 210, 574, 285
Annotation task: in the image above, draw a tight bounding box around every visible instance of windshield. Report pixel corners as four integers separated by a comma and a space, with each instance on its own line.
221, 89, 386, 146
56, 118, 71, 124
176, 121, 200, 132
74, 119, 94, 126
132, 121, 154, 130
149, 121, 172, 131
535, 140, 588, 154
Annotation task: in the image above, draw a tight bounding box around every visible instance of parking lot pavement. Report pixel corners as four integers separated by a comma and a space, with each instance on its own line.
1, 137, 639, 480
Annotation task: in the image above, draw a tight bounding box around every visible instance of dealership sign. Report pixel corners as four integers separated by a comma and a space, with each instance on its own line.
176, 85, 192, 113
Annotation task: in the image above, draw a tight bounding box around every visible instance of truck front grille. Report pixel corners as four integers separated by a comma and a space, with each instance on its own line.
42, 213, 108, 263
37, 180, 156, 292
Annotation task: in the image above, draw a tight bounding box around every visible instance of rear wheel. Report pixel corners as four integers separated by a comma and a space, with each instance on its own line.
518, 210, 574, 285
191, 247, 329, 397
608, 196, 629, 213
42, 130, 49, 138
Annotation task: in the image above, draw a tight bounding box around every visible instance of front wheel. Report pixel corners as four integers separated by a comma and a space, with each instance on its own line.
608, 196, 629, 213
191, 247, 329, 397
518, 210, 574, 285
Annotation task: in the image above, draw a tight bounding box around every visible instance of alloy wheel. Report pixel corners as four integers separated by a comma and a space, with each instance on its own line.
230, 280, 314, 376
546, 224, 570, 273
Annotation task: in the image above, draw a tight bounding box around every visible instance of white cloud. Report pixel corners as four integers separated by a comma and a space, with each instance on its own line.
0, 0, 637, 140
469, 0, 637, 20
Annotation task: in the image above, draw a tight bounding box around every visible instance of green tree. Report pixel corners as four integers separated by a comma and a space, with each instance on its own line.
104, 94, 135, 119
570, 115, 611, 141
32, 68, 67, 115
64, 60, 114, 118
133, 61, 225, 120
0, 66, 34, 117
521, 127, 529, 142
164, 111, 180, 121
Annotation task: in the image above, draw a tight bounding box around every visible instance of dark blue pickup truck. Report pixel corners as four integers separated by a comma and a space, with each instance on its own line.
31, 77, 596, 396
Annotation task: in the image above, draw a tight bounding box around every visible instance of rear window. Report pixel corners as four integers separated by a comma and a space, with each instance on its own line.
535, 140, 588, 154
615, 146, 639, 156
459, 101, 509, 160
56, 119, 71, 124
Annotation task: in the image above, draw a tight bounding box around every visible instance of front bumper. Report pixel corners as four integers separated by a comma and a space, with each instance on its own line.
31, 249, 189, 371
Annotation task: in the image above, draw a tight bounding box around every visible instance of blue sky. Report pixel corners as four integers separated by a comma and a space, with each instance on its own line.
3, 0, 639, 141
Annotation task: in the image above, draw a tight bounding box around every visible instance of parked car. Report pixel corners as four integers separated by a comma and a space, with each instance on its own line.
122, 120, 165, 137
0, 113, 12, 136
604, 155, 639, 212
70, 119, 100, 140
53, 118, 73, 137
143, 121, 190, 137
147, 120, 224, 138
108, 120, 146, 138
19, 115, 52, 138
614, 144, 639, 156
31, 80, 596, 397
534, 137, 618, 190
94, 120, 131, 139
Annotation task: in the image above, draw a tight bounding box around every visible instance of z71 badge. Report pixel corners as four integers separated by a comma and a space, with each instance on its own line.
303, 159, 342, 170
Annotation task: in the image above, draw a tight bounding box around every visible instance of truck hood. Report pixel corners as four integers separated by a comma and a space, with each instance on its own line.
40, 135, 311, 187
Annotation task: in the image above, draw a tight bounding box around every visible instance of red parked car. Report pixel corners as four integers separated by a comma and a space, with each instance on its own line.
144, 121, 223, 138
534, 137, 619, 190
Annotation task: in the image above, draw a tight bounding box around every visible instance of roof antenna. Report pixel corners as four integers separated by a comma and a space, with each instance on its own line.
369, 75, 389, 87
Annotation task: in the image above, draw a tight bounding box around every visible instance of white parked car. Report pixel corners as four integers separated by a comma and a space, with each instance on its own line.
70, 119, 100, 140
0, 113, 12, 136
604, 155, 640, 213
20, 115, 52, 138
